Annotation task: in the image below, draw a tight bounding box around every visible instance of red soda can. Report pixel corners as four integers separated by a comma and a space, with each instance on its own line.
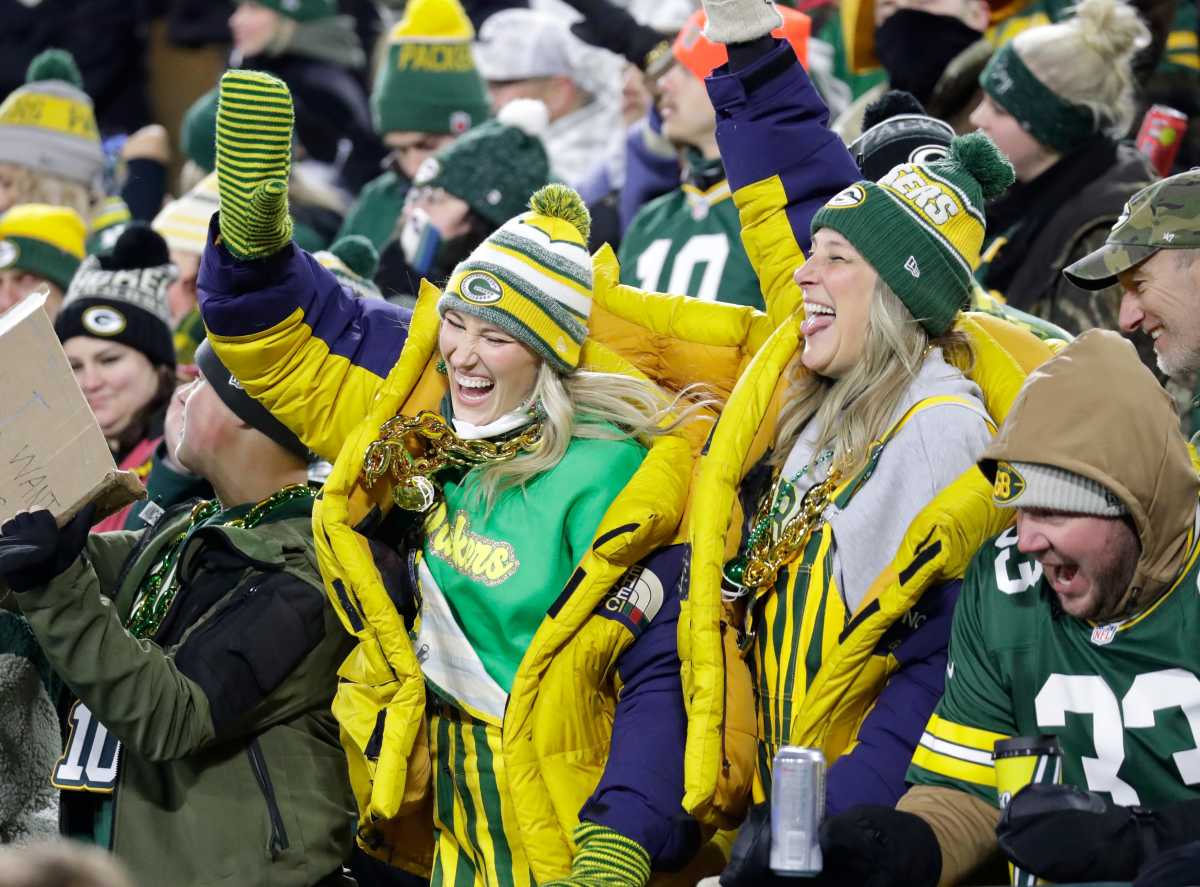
1136, 105, 1188, 177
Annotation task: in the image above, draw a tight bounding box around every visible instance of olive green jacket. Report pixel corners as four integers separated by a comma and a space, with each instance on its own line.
15, 502, 355, 887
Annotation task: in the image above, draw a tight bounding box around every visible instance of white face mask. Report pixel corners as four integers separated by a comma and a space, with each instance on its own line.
399, 206, 442, 276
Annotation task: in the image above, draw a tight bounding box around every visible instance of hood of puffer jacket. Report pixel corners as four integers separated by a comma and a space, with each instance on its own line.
980, 329, 1200, 619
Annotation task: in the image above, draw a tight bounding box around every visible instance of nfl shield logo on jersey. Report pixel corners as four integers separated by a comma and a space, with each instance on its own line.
1090, 623, 1118, 646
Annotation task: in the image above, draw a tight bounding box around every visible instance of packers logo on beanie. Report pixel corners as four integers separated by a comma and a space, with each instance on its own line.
55, 224, 178, 368
810, 132, 1014, 335
438, 184, 592, 374
372, 0, 491, 136
0, 50, 102, 188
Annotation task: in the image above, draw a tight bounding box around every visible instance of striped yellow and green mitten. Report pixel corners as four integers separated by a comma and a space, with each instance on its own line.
215, 70, 294, 260
541, 822, 653, 886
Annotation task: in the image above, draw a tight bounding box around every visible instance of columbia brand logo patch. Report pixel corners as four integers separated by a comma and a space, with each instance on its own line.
414, 157, 440, 186
599, 565, 665, 635
0, 239, 17, 268
993, 461, 1026, 504
81, 305, 127, 336
905, 256, 921, 277
450, 110, 472, 134
1090, 623, 1117, 646
459, 271, 503, 305
826, 185, 866, 208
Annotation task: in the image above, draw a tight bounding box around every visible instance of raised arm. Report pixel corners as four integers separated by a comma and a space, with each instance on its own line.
702, 1, 861, 309
197, 70, 414, 462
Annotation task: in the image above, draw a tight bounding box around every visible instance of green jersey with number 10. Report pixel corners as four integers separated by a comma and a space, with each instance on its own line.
908, 513, 1200, 809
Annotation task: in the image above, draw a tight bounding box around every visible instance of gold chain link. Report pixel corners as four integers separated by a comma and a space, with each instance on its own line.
362, 410, 543, 512
736, 468, 842, 592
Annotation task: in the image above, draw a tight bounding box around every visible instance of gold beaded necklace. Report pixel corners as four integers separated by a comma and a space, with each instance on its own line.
126, 484, 316, 639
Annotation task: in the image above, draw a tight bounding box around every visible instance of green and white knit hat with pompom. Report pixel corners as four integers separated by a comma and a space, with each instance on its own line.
811, 131, 1014, 335
438, 183, 593, 373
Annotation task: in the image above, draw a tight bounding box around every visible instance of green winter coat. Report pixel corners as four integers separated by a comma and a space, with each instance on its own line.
12, 500, 356, 887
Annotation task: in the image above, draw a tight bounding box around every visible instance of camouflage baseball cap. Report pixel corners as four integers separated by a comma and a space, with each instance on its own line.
1063, 169, 1200, 291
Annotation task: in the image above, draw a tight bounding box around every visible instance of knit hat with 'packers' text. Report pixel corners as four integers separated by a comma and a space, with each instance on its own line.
811, 132, 1014, 336
0, 50, 103, 188
0, 203, 86, 290
238, 0, 336, 22
55, 223, 177, 368
371, 0, 491, 137
438, 184, 592, 374
412, 99, 551, 229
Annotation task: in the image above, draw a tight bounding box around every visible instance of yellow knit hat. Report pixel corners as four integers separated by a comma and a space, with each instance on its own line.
0, 50, 103, 187
0, 203, 87, 290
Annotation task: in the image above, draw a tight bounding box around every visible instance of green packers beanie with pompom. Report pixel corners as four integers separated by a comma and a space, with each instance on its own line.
811, 131, 1015, 336
438, 183, 593, 373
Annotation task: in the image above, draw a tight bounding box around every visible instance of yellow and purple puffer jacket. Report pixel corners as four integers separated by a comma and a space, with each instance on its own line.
679, 37, 1063, 826
196, 216, 774, 880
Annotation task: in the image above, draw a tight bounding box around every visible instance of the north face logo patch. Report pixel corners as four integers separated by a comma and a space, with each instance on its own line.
905, 256, 920, 278
599, 565, 665, 636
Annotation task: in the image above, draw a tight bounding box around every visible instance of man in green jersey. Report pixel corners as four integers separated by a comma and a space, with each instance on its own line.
801, 329, 1200, 886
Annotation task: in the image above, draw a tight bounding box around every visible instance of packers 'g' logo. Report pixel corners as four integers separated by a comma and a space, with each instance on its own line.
826, 185, 866, 209
459, 271, 503, 305
909, 144, 948, 165
81, 306, 127, 336
993, 461, 1025, 504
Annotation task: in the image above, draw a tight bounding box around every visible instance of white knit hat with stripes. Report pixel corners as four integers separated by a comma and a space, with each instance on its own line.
438, 183, 592, 374
152, 172, 220, 256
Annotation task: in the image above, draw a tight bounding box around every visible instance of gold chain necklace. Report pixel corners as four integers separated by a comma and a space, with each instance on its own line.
363, 410, 543, 512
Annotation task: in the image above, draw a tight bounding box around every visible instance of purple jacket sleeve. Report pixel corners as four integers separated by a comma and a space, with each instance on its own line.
825, 580, 960, 815
197, 215, 411, 381
705, 39, 860, 258
580, 543, 700, 869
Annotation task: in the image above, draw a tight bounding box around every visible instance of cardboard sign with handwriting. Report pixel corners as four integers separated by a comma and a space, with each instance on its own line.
0, 291, 144, 526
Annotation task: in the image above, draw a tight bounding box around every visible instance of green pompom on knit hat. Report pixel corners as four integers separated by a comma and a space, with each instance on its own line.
181, 87, 219, 173
811, 132, 1015, 336
238, 0, 337, 22
412, 99, 551, 229
0, 49, 103, 187
438, 184, 593, 374
315, 235, 384, 300
371, 0, 491, 136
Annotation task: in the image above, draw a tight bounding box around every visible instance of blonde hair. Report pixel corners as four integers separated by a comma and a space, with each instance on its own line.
1014, 0, 1150, 136
468, 362, 712, 511
0, 163, 94, 221
773, 277, 970, 476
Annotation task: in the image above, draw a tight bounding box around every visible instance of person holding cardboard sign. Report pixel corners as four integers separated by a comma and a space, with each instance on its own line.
53, 224, 179, 532
0, 340, 356, 887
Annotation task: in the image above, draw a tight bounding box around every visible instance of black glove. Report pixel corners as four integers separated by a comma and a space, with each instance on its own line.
1134, 841, 1200, 887
721, 802, 941, 887
816, 805, 942, 887
997, 783, 1200, 883
0, 505, 95, 592
561, 0, 670, 70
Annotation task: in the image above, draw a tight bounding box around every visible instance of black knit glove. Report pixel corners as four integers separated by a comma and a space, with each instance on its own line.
721, 802, 940, 887
0, 505, 94, 593
815, 805, 942, 887
561, 0, 671, 71
998, 783, 1200, 883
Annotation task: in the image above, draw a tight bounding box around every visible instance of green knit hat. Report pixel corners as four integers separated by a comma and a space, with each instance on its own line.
86, 196, 132, 256
371, 0, 491, 136
810, 132, 1014, 336
412, 99, 551, 228
181, 87, 218, 173
239, 0, 337, 22
315, 235, 383, 299
0, 203, 86, 290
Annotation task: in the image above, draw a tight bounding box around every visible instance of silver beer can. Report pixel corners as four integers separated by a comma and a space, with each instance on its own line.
769, 746, 825, 877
